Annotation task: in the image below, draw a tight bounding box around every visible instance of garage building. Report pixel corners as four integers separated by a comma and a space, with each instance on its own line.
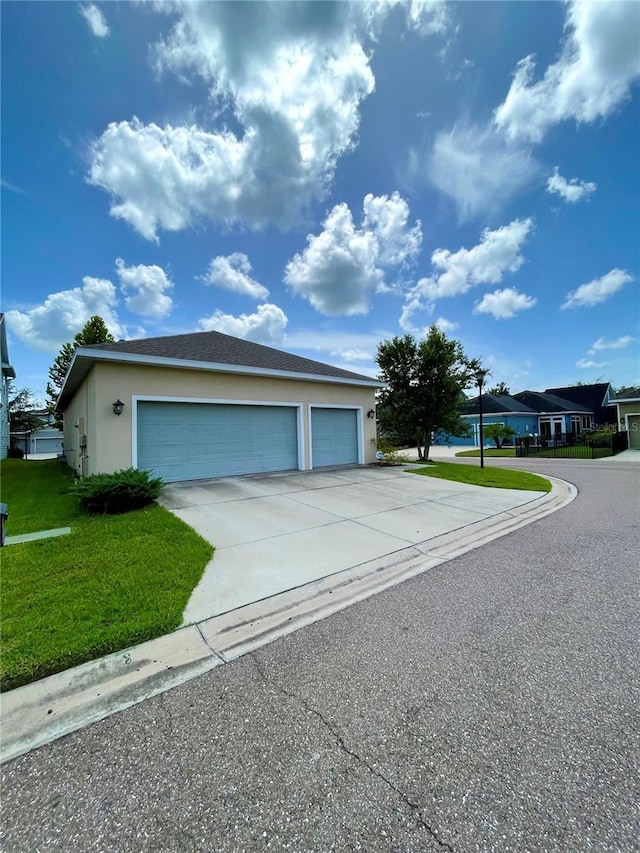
58, 330, 383, 481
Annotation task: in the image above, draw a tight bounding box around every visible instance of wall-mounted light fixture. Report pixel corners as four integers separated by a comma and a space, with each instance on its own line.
367, 409, 375, 419
112, 399, 125, 416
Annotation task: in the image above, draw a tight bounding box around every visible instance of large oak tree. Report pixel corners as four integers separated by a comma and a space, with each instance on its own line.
376, 326, 485, 461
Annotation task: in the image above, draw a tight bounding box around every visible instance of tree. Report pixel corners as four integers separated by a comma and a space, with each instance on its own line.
483, 423, 517, 448
8, 382, 42, 435
46, 316, 115, 425
486, 381, 511, 396
376, 326, 485, 462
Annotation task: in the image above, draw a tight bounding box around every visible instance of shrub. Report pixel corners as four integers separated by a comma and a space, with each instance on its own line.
70, 468, 165, 515
7, 446, 24, 459
376, 438, 410, 464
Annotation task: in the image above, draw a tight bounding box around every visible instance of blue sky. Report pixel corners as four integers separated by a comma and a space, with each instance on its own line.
2, 0, 639, 401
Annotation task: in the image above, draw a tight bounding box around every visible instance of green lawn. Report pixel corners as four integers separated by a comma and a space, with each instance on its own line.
0, 459, 213, 691
409, 461, 551, 492
456, 448, 516, 458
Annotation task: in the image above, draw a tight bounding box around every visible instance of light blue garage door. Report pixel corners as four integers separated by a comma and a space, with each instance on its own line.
311, 407, 359, 468
137, 402, 299, 482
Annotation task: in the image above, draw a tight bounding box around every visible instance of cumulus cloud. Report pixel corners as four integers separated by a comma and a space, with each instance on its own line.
79, 4, 109, 38
201, 253, 269, 300
426, 123, 539, 221
474, 287, 537, 319
494, 0, 640, 143
401, 218, 533, 329
115, 258, 173, 320
198, 303, 287, 345
88, 4, 379, 240
546, 167, 596, 203
285, 192, 421, 316
588, 335, 635, 354
434, 317, 458, 333
5, 277, 123, 352
561, 268, 633, 309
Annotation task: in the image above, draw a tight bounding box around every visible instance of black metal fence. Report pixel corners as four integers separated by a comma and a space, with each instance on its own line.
515, 431, 629, 459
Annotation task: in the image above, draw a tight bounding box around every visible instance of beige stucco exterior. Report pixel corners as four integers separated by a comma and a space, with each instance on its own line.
63, 360, 379, 477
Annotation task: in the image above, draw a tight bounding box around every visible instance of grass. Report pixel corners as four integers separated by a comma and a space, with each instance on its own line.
409, 460, 551, 492
456, 448, 516, 458
0, 459, 213, 691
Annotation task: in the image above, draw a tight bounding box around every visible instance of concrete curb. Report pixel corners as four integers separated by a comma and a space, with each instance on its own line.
0, 475, 576, 765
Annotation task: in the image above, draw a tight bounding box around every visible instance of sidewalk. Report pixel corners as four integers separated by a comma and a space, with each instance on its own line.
1, 470, 577, 765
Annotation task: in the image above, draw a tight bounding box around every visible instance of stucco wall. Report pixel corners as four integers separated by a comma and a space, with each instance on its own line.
67, 361, 379, 476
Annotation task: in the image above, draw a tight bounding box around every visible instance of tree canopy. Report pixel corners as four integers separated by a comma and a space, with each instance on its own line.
8, 382, 42, 434
486, 381, 511, 396
376, 326, 485, 461
46, 316, 115, 424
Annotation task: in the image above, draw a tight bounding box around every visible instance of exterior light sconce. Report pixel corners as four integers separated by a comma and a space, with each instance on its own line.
112, 399, 125, 416
367, 409, 375, 419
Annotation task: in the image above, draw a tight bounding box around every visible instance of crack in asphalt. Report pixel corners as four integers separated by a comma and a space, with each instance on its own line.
248, 654, 455, 852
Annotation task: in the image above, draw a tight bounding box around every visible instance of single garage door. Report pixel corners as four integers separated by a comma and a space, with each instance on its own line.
137, 402, 299, 482
311, 407, 359, 468
34, 437, 63, 453
627, 415, 640, 448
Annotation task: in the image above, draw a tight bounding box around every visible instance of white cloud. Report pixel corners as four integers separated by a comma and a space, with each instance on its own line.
561, 268, 633, 309
588, 335, 635, 354
285, 192, 421, 316
115, 258, 173, 320
5, 277, 123, 352
334, 348, 371, 363
434, 317, 458, 334
401, 0, 450, 36
474, 287, 537, 319
576, 358, 606, 369
546, 167, 596, 203
198, 303, 287, 345
285, 328, 386, 359
494, 0, 640, 143
80, 4, 109, 38
426, 123, 539, 221
88, 4, 380, 240
401, 218, 533, 329
201, 253, 269, 300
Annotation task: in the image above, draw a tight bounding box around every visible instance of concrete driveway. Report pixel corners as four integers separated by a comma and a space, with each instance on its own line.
162, 465, 548, 623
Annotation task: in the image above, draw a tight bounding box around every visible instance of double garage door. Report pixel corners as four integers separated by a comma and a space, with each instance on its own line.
137, 402, 359, 482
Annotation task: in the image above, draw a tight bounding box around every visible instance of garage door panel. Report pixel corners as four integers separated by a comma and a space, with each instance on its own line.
311, 408, 359, 468
137, 402, 298, 482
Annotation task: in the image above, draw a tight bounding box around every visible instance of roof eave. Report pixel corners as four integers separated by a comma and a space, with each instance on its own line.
57, 348, 385, 410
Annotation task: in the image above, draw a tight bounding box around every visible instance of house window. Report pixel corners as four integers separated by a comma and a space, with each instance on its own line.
571, 416, 581, 434
539, 418, 551, 438
582, 415, 592, 429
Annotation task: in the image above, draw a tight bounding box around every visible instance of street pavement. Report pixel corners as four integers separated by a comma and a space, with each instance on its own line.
1, 457, 638, 852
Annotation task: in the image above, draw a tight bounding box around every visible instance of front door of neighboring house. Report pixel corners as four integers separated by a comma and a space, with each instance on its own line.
539, 417, 564, 438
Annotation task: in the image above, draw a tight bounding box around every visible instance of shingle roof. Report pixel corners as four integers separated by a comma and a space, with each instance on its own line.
545, 383, 612, 410
88, 330, 376, 383
462, 394, 536, 415
58, 329, 383, 410
513, 390, 591, 413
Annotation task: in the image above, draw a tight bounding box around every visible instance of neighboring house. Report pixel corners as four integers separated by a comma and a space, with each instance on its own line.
446, 388, 595, 446
1, 313, 17, 460
544, 383, 616, 427
610, 388, 640, 449
511, 391, 593, 439
56, 330, 384, 481
10, 409, 64, 455
447, 394, 540, 446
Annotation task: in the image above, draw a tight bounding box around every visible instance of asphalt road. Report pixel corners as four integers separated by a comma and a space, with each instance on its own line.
2, 459, 639, 852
